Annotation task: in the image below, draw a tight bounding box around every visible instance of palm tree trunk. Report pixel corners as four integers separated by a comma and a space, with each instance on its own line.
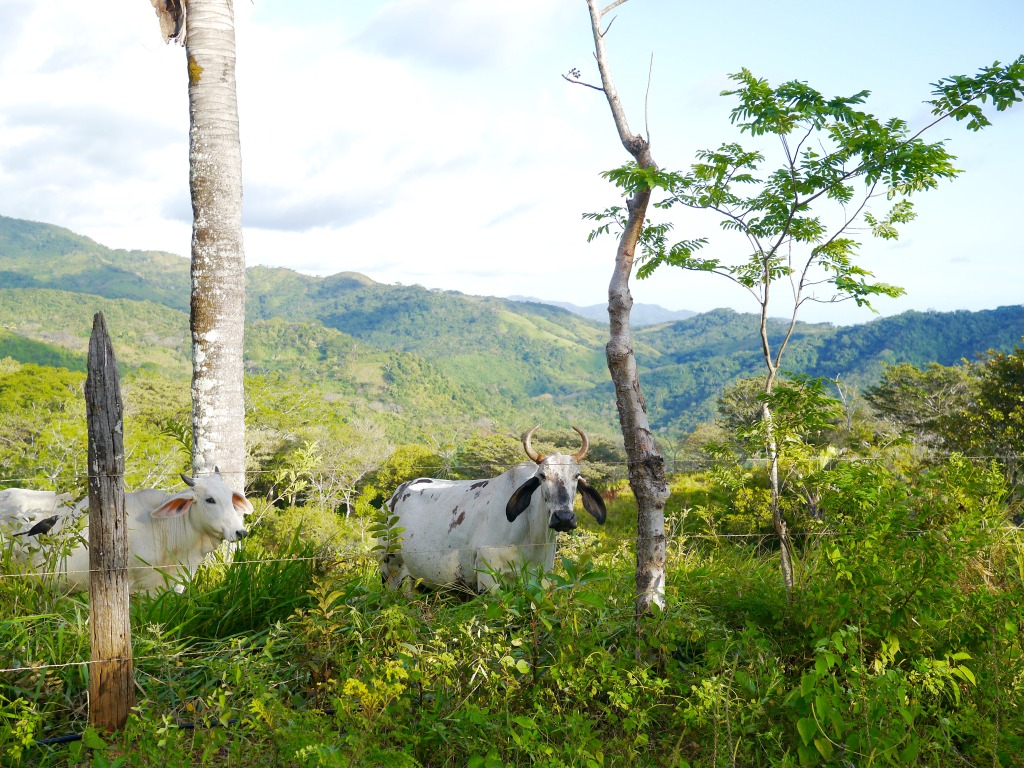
185, 0, 247, 488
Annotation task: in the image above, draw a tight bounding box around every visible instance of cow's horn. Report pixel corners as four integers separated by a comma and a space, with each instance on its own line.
571, 426, 590, 462
180, 473, 196, 487
523, 425, 544, 463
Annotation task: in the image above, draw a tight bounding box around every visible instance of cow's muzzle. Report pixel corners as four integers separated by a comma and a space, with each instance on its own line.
549, 511, 577, 532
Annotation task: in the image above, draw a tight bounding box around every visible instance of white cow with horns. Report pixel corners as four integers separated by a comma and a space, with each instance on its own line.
380, 426, 607, 592
0, 470, 253, 594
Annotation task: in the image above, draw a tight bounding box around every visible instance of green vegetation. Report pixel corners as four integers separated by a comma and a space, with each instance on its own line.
1, 345, 1023, 767
1, 456, 1021, 766
0, 330, 85, 373
0, 289, 191, 376
2, 215, 1024, 765
5, 216, 1024, 438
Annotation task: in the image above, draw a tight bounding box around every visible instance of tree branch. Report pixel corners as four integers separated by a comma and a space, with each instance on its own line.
562, 73, 605, 92
600, 0, 630, 15
645, 52, 654, 144
586, 0, 650, 161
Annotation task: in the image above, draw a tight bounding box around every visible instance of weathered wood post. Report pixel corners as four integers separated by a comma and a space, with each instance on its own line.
85, 312, 134, 731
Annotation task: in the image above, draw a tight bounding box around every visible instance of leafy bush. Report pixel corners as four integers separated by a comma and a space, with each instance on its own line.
2, 454, 1022, 766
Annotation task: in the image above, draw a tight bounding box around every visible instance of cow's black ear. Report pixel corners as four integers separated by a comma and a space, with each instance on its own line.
577, 478, 607, 524
506, 476, 541, 522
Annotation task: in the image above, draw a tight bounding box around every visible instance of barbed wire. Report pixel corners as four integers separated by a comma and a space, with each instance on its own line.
2, 450, 1024, 489
2, 523, 1020, 679
0, 645, 280, 677
0, 522, 1018, 585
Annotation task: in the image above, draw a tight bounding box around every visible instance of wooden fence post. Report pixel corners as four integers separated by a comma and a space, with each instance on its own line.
85, 312, 134, 731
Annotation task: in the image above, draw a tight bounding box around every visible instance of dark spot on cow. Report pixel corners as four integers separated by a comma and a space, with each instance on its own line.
420, 478, 433, 483
470, 481, 488, 490
402, 492, 411, 501
448, 510, 466, 532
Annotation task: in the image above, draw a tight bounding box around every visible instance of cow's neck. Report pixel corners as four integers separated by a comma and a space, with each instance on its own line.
158, 518, 216, 567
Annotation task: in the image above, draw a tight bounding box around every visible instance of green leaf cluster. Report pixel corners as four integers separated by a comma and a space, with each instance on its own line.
592, 59, 1024, 321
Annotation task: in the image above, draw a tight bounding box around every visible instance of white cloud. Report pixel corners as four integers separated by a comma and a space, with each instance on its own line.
0, 0, 1021, 328
354, 0, 568, 70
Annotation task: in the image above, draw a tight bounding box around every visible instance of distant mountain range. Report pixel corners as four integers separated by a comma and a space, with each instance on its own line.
507, 296, 697, 326
3, 214, 1024, 437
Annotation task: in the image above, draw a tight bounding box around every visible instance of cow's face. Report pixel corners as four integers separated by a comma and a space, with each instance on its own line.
152, 471, 251, 542
538, 455, 583, 532
505, 454, 607, 532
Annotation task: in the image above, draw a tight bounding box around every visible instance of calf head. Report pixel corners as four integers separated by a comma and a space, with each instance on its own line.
151, 467, 251, 542
505, 426, 607, 532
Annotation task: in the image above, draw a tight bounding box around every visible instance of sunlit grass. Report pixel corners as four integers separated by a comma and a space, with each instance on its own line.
3, 476, 1023, 766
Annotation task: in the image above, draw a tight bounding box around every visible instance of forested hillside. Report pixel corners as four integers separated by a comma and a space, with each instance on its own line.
811, 306, 1024, 383
3, 215, 1024, 435
4, 217, 1024, 767
0, 215, 191, 311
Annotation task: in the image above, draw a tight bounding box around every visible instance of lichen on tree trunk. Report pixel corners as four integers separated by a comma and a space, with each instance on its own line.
185, 0, 247, 488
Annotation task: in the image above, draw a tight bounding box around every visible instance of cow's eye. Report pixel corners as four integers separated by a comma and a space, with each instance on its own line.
206, 497, 216, 504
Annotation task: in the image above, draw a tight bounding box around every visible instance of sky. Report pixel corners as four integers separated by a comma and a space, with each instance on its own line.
0, 0, 1021, 326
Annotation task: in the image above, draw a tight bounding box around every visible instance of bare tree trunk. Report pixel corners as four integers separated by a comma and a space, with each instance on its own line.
85, 313, 134, 732
610, 201, 669, 613
761, 402, 795, 593
759, 300, 795, 594
584, 0, 669, 614
185, 0, 247, 488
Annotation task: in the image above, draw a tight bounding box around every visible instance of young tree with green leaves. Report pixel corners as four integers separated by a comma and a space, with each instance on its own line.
966, 345, 1024, 498
869, 348, 1024, 508
865, 361, 977, 452
590, 52, 1024, 591
574, 0, 671, 615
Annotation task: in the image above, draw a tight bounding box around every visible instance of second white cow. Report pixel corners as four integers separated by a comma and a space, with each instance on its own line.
0, 489, 74, 556
0, 488, 73, 533
55, 470, 253, 594
381, 426, 607, 592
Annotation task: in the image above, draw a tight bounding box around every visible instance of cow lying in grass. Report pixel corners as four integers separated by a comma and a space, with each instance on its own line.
0, 470, 252, 594
0, 488, 73, 545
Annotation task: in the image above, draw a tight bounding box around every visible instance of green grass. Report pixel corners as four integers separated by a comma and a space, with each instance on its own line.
2, 480, 1022, 767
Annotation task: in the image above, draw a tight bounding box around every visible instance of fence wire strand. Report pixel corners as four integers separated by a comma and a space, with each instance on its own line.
3, 523, 1021, 678
3, 451, 1024, 488
3, 525, 1012, 582
3, 449, 1021, 682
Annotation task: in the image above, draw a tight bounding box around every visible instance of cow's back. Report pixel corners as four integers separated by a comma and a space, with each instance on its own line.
0, 490, 74, 558
384, 465, 540, 590
0, 488, 64, 526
